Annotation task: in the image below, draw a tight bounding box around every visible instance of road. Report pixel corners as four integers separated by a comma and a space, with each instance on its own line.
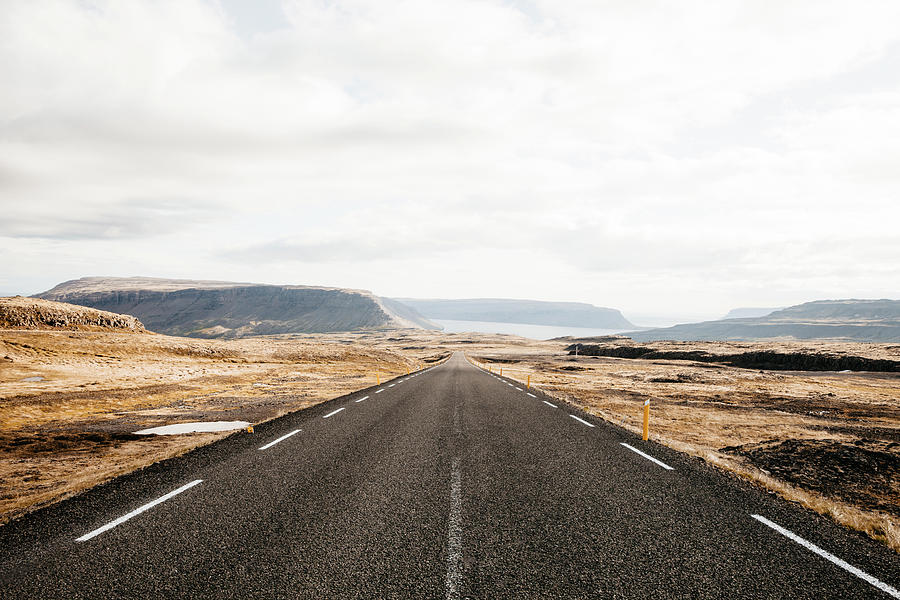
1, 352, 897, 598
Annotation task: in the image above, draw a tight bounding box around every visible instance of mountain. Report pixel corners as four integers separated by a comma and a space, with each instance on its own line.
393, 298, 635, 329
626, 299, 900, 342
36, 277, 439, 338
721, 307, 782, 320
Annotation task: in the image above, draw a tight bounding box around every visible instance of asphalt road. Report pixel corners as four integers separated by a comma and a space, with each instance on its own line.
1, 352, 897, 599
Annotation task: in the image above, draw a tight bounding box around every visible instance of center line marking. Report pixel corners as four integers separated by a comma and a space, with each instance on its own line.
355, 395, 369, 403
515, 387, 523, 391
75, 479, 203, 542
375, 389, 385, 393
620, 443, 674, 470
323, 407, 345, 419
543, 400, 557, 408
751, 514, 899, 598
569, 415, 595, 428
445, 458, 463, 600
389, 384, 396, 387
527, 393, 536, 398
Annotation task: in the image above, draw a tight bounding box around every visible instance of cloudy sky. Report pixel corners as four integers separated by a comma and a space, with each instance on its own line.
2, 0, 899, 324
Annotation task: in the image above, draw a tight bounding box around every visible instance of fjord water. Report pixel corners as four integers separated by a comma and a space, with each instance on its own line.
433, 319, 627, 340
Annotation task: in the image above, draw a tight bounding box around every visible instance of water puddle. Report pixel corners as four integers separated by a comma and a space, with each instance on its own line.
134, 421, 251, 435
21, 376, 44, 382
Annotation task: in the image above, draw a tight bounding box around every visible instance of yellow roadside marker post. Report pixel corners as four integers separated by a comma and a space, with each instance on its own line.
377, 373, 381, 385
247, 425, 254, 434
642, 399, 650, 441
527, 374, 531, 389
500, 368, 503, 376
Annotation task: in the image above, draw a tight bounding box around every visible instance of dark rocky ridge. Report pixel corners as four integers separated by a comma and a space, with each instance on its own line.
566, 343, 900, 372
36, 277, 438, 338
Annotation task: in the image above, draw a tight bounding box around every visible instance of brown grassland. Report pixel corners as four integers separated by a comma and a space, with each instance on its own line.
1, 323, 898, 553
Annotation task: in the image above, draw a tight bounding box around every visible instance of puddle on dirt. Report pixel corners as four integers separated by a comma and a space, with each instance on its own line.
21, 376, 44, 382
134, 421, 251, 435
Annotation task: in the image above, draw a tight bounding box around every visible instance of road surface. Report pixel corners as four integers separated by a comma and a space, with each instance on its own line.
1, 353, 897, 598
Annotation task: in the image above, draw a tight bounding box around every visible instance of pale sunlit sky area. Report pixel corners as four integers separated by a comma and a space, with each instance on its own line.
1, 1, 899, 325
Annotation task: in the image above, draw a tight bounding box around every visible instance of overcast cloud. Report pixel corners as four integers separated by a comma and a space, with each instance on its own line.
1, 0, 898, 323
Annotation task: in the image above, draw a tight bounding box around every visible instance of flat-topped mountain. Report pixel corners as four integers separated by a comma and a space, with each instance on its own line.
627, 299, 900, 342
36, 277, 439, 338
394, 297, 635, 329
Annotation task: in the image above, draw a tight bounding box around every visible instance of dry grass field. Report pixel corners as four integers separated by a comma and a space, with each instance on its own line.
2, 314, 898, 553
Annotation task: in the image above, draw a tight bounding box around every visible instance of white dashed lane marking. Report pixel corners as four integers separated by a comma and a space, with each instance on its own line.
355, 395, 369, 403
620, 443, 674, 470
527, 393, 536, 398
569, 415, 595, 428
323, 407, 345, 419
542, 400, 557, 408
752, 515, 899, 598
258, 429, 301, 450
75, 480, 203, 542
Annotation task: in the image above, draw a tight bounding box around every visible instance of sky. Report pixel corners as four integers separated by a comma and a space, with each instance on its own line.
2, 0, 899, 325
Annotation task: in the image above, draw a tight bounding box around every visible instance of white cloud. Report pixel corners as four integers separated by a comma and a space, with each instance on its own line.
1, 0, 899, 318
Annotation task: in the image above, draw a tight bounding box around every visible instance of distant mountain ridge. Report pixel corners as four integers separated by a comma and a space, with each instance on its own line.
722, 307, 782, 320
393, 298, 635, 329
36, 277, 439, 338
627, 299, 900, 342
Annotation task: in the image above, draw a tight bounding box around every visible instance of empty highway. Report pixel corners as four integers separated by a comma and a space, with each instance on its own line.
1, 353, 897, 598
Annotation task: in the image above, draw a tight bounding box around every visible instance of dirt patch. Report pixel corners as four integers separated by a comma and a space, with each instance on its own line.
722, 439, 900, 517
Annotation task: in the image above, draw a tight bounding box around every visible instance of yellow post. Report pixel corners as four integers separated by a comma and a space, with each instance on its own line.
642, 399, 650, 441
246, 425, 254, 434
527, 374, 531, 388
500, 368, 503, 376
377, 373, 381, 385
407, 367, 410, 375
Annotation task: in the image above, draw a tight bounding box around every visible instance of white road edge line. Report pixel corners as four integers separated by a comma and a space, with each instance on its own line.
527, 393, 536, 398
323, 407, 345, 419
569, 415, 595, 428
543, 400, 557, 408
620, 442, 674, 470
751, 514, 900, 598
75, 479, 203, 542
445, 458, 463, 600
258, 429, 301, 450
355, 395, 369, 403
375, 389, 385, 393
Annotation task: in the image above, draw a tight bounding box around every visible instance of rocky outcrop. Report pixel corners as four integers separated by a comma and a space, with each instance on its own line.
0, 297, 145, 332
36, 277, 439, 338
566, 343, 900, 372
